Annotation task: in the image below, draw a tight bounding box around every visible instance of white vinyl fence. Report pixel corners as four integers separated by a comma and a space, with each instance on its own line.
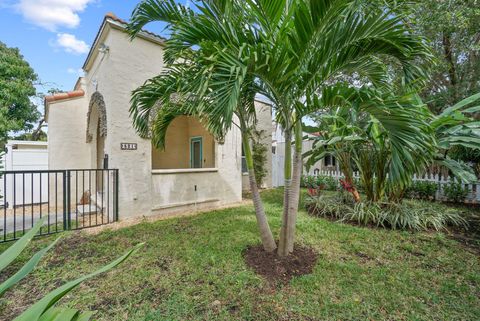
309, 170, 480, 203
272, 154, 285, 188
0, 141, 48, 208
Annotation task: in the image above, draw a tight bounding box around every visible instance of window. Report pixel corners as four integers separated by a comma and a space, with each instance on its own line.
324, 154, 336, 167
190, 137, 203, 168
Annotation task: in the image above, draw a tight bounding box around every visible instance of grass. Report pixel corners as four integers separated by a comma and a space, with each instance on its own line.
0, 188, 479, 320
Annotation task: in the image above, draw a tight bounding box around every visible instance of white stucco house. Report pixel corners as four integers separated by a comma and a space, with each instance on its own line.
44, 14, 272, 220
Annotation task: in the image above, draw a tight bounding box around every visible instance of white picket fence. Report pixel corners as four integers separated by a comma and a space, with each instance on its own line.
311, 170, 480, 203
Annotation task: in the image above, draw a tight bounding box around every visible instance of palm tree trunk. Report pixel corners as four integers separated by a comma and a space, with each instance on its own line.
340, 151, 361, 202
242, 134, 276, 252
278, 128, 292, 256
278, 122, 302, 256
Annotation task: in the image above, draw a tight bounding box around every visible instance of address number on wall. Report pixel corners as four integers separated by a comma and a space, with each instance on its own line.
121, 143, 137, 150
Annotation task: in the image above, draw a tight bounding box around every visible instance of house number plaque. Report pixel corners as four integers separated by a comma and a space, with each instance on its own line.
121, 143, 137, 150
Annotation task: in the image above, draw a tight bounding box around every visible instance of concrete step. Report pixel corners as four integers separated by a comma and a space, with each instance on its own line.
76, 204, 101, 215
93, 192, 105, 210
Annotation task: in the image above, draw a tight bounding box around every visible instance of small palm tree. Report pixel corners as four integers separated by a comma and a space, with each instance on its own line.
304, 85, 436, 202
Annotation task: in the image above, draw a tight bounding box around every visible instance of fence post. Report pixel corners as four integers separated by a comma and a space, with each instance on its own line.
62, 171, 67, 231
66, 170, 71, 229
114, 169, 119, 222
476, 183, 480, 203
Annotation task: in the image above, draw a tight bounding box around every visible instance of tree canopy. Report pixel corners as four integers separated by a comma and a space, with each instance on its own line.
392, 0, 480, 114
0, 41, 40, 144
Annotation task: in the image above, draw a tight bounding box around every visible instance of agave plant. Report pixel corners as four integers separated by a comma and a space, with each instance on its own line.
0, 217, 143, 321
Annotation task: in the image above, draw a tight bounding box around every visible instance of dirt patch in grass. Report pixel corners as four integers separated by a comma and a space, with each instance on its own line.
448, 228, 480, 255
243, 244, 318, 284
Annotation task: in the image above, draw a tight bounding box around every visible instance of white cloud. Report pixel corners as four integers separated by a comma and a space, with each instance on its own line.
67, 68, 84, 76
16, 0, 95, 31
56, 33, 89, 54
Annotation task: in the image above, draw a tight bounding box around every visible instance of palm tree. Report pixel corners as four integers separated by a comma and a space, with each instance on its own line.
430, 92, 480, 181
128, 0, 432, 256
240, 0, 432, 255
304, 85, 436, 202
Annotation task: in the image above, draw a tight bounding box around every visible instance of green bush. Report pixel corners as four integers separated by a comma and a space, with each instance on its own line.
406, 181, 439, 200
301, 175, 338, 191
321, 176, 338, 191
305, 193, 353, 219
305, 193, 467, 231
443, 182, 469, 203
344, 201, 467, 231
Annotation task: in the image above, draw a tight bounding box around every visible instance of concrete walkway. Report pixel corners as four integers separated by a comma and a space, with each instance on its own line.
1, 205, 104, 238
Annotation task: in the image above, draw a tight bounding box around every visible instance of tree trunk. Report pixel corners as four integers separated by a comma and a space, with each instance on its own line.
443, 32, 458, 101
278, 122, 302, 256
339, 151, 361, 203
278, 128, 292, 256
242, 134, 276, 252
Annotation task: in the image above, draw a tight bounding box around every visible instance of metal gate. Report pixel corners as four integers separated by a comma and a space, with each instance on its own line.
0, 169, 119, 243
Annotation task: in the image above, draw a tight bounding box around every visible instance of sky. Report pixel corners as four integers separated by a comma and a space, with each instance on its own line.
0, 0, 189, 93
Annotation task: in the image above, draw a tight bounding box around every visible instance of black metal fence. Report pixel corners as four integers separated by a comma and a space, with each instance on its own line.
0, 169, 118, 243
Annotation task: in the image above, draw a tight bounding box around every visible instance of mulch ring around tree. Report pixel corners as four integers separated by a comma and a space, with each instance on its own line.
243, 244, 318, 284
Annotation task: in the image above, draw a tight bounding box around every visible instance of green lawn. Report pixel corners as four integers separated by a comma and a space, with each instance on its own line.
1, 189, 479, 320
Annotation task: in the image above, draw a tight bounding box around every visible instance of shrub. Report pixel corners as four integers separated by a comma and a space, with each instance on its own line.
443, 182, 469, 203
301, 175, 338, 191
343, 200, 467, 231
304, 193, 353, 219
321, 176, 338, 191
406, 181, 439, 200
305, 192, 467, 231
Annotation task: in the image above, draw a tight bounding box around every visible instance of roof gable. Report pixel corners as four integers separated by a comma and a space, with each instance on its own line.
83, 13, 166, 71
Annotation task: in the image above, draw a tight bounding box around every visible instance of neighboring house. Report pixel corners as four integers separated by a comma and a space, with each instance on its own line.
272, 123, 339, 187
44, 14, 272, 219
0, 140, 48, 208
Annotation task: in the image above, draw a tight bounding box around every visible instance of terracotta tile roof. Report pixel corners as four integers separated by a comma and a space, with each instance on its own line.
105, 12, 127, 24
45, 90, 85, 103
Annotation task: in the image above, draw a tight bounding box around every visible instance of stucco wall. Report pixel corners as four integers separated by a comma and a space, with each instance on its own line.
82, 25, 166, 218
151, 169, 221, 210
47, 96, 90, 170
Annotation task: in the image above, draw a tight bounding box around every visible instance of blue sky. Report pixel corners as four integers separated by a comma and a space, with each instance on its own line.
0, 0, 187, 93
